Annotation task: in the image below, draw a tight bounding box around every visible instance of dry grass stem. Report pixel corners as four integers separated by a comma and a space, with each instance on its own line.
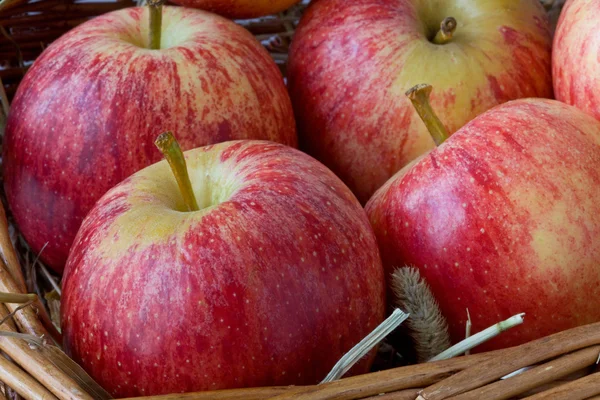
38, 346, 111, 400
452, 345, 600, 399
0, 265, 47, 338
417, 321, 600, 399
321, 309, 409, 383
268, 351, 501, 400
0, 294, 35, 305
391, 267, 450, 362
429, 313, 525, 362
0, 302, 34, 328
118, 387, 301, 400
523, 371, 600, 400
464, 309, 471, 356
0, 206, 26, 294
0, 305, 92, 400
362, 388, 422, 400
0, 354, 57, 400
37, 264, 60, 297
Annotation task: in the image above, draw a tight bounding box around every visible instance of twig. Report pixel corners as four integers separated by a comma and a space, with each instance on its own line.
0, 76, 8, 136
268, 351, 503, 399
0, 264, 47, 338
362, 388, 422, 400
0, 205, 26, 293
254, 32, 294, 41
0, 26, 22, 70
452, 345, 600, 399
522, 371, 600, 400
429, 313, 525, 362
321, 309, 409, 383
0, 302, 33, 328
0, 354, 57, 400
0, 381, 7, 400
0, 305, 93, 400
417, 320, 600, 399
0, 209, 56, 342
19, 241, 62, 344
117, 387, 301, 400
0, 333, 43, 348
36, 263, 60, 297
37, 346, 111, 400
0, 294, 35, 305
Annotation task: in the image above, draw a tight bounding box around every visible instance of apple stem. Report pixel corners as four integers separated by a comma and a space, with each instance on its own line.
433, 17, 457, 45
406, 84, 450, 146
148, 0, 164, 50
154, 132, 200, 212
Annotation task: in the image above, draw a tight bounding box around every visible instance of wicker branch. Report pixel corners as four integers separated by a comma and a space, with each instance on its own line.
0, 305, 92, 400
417, 321, 600, 399
0, 355, 57, 400
118, 387, 301, 400
0, 181, 26, 294
522, 371, 600, 400
0, 264, 46, 339
268, 351, 501, 400
452, 345, 600, 399
362, 388, 422, 400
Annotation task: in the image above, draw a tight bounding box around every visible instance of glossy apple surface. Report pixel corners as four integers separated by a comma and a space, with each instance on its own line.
61, 140, 385, 397
288, 0, 553, 203
366, 99, 600, 351
3, 6, 296, 273
169, 0, 302, 19
553, 0, 600, 120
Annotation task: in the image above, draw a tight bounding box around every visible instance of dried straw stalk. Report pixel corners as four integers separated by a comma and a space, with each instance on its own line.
452, 345, 600, 399
244, 352, 497, 400
417, 321, 600, 399
0, 304, 92, 400
159, 321, 600, 400
119, 387, 300, 400
0, 202, 25, 293
362, 388, 421, 400
0, 355, 57, 400
523, 371, 600, 400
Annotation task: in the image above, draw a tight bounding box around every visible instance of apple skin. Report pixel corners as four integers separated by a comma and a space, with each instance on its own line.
3, 6, 297, 273
287, 0, 553, 203
168, 0, 302, 19
365, 99, 600, 351
61, 140, 385, 397
553, 0, 600, 120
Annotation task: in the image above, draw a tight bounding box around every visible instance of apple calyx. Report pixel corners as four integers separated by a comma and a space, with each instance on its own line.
405, 84, 449, 146
154, 132, 200, 212
432, 17, 457, 45
148, 0, 165, 50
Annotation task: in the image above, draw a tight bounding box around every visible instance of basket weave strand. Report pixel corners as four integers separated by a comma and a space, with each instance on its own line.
0, 1, 590, 400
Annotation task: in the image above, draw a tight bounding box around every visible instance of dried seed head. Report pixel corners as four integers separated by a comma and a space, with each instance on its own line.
391, 266, 451, 362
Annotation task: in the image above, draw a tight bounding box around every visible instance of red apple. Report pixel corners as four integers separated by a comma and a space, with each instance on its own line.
169, 0, 302, 19
552, 0, 600, 120
287, 0, 553, 203
366, 85, 600, 351
3, 6, 296, 273
61, 139, 385, 397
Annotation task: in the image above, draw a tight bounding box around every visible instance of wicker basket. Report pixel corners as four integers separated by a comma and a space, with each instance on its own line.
0, 1, 595, 400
